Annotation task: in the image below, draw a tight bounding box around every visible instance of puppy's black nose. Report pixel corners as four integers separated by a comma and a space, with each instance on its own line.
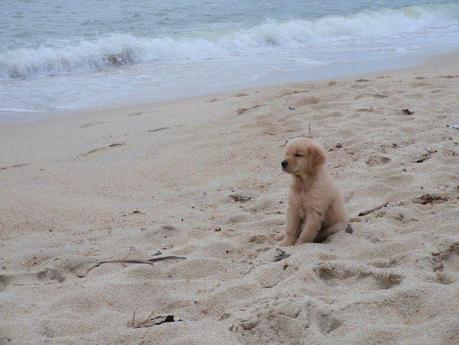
281, 160, 288, 169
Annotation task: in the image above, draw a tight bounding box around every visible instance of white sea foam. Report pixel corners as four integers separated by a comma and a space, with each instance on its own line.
0, 108, 39, 113
0, 3, 458, 80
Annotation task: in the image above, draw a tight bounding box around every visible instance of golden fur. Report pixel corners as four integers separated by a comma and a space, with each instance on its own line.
278, 138, 347, 245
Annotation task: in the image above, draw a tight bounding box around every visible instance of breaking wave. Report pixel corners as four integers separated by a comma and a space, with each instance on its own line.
1, 3, 458, 79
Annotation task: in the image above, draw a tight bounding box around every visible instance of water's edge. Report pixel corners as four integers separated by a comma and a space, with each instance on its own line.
2, 48, 456, 124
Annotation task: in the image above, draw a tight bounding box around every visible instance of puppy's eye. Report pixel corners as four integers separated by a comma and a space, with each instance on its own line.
295, 153, 304, 157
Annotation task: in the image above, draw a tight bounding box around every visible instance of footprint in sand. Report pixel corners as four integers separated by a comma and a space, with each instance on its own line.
141, 224, 180, 241
279, 117, 302, 130
228, 213, 250, 224
313, 263, 402, 291
1, 254, 94, 289
231, 299, 308, 342
199, 240, 238, 259
365, 155, 390, 166
254, 261, 293, 288
0, 275, 10, 291
383, 173, 414, 187
292, 96, 321, 107
429, 241, 459, 285
36, 268, 66, 283
232, 298, 342, 340
439, 148, 458, 161
432, 241, 459, 272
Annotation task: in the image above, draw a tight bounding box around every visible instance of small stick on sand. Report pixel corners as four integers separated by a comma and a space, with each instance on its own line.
358, 202, 389, 217
78, 256, 186, 278
128, 311, 137, 328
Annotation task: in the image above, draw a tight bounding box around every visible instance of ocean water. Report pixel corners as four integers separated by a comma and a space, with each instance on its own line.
1, 0, 459, 121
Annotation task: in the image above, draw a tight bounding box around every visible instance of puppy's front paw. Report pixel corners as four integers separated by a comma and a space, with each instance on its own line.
280, 238, 296, 246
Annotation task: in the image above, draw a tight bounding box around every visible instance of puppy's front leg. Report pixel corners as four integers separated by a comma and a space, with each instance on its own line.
280, 206, 302, 246
296, 213, 321, 244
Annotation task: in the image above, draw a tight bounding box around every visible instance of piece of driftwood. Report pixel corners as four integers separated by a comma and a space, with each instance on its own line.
77, 256, 186, 278
358, 202, 389, 217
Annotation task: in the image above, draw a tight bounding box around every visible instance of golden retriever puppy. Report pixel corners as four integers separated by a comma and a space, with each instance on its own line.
279, 138, 347, 245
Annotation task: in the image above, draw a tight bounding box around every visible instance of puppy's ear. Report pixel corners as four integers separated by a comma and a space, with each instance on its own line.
306, 144, 326, 175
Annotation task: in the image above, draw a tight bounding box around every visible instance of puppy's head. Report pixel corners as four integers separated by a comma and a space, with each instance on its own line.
281, 138, 326, 176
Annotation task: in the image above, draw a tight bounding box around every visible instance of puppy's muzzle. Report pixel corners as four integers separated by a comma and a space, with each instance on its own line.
281, 160, 288, 171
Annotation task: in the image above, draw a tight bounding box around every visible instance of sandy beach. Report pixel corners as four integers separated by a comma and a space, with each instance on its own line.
1, 54, 459, 345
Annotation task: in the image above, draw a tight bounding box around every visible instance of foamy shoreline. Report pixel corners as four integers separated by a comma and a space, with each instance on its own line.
1, 49, 457, 124
1, 52, 458, 344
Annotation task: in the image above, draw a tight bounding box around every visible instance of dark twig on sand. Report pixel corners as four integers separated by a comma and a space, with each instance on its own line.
358, 202, 389, 217
148, 127, 169, 133
413, 194, 448, 205
77, 256, 186, 278
128, 311, 182, 328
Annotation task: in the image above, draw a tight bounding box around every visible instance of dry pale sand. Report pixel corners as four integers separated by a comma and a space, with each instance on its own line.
1, 54, 459, 345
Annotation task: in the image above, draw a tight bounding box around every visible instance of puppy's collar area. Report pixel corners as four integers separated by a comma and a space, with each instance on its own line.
292, 175, 316, 192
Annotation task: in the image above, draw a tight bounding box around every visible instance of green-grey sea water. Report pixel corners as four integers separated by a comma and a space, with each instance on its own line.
1, 0, 459, 120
